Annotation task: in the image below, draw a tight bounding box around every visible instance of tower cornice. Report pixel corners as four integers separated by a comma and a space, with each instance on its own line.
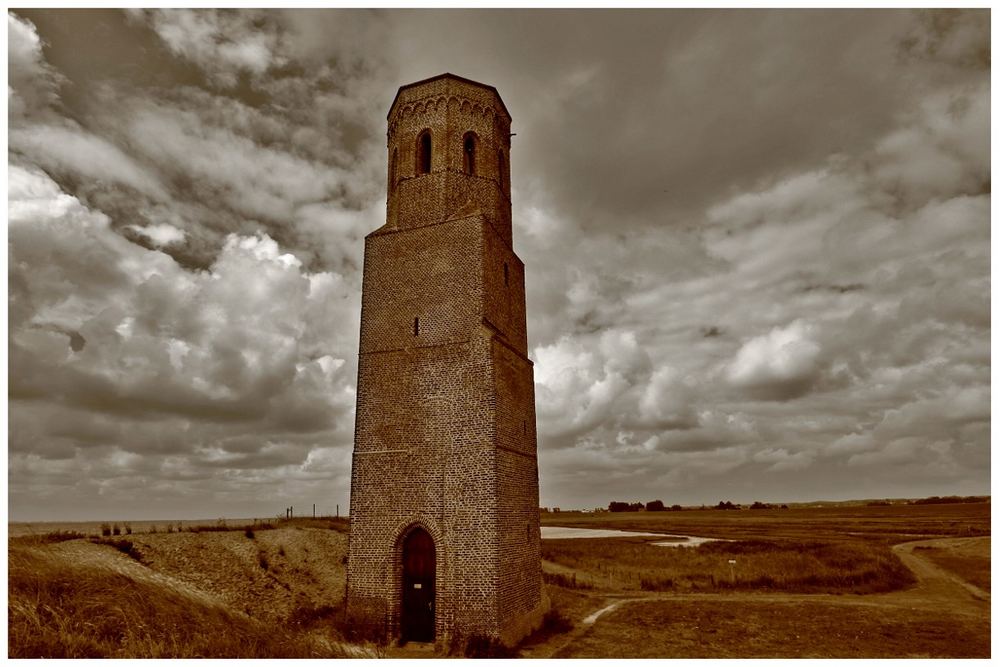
387, 72, 512, 123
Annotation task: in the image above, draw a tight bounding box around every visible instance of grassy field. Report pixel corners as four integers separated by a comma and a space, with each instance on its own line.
537, 502, 990, 658
542, 536, 915, 593
8, 502, 990, 658
556, 598, 991, 658
540, 501, 990, 543
913, 537, 990, 591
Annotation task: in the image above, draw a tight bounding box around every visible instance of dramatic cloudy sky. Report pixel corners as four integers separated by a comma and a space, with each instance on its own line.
8, 9, 990, 520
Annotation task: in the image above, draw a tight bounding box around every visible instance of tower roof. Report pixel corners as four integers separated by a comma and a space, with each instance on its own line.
387, 73, 511, 121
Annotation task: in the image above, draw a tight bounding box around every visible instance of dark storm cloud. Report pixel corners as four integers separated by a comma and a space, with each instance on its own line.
7, 8, 990, 519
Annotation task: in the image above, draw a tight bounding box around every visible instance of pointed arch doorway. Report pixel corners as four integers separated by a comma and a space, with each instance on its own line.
401, 527, 436, 643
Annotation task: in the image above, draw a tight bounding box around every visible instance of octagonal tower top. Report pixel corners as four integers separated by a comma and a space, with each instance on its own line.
387, 72, 511, 123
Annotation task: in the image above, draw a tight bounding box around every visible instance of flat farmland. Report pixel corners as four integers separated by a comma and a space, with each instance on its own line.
526, 502, 990, 658
539, 501, 990, 543
8, 503, 990, 658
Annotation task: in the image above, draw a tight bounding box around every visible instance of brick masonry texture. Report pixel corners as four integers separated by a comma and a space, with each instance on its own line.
346, 74, 545, 647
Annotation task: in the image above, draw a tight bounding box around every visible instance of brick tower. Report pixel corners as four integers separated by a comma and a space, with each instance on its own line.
345, 74, 545, 648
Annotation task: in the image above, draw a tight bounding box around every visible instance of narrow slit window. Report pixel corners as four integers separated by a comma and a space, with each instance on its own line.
413, 317, 420, 336
389, 148, 398, 192
416, 130, 432, 175
462, 132, 477, 175
498, 150, 506, 190
504, 262, 509, 286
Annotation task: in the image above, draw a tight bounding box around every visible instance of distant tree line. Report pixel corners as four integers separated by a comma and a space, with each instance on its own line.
607, 500, 792, 512
911, 495, 989, 505
717, 500, 787, 510
608, 500, 684, 512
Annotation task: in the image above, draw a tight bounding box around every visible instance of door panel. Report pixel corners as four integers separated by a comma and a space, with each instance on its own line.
401, 528, 435, 642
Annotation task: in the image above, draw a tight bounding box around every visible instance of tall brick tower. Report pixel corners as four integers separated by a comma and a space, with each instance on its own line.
345, 74, 545, 647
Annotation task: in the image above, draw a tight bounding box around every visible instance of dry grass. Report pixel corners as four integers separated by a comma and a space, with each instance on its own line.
556, 598, 990, 658
8, 542, 360, 658
8, 515, 349, 539
542, 502, 990, 544
913, 538, 990, 591
8, 525, 377, 658
543, 537, 915, 594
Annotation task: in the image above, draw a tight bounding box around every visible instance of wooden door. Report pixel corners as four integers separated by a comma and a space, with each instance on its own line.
401, 527, 435, 642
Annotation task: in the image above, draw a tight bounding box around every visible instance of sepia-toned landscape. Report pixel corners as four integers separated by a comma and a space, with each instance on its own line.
8, 6, 989, 659
9, 499, 989, 658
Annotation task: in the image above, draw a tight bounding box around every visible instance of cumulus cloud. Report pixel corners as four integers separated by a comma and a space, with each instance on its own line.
130, 9, 287, 88
533, 330, 649, 442
8, 11, 61, 117
10, 165, 359, 517
128, 223, 186, 247
7, 9, 990, 517
11, 123, 170, 200
726, 320, 823, 400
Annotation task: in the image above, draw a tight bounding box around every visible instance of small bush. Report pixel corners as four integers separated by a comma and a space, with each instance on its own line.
100, 523, 112, 537
258, 552, 269, 570
112, 524, 121, 536
640, 576, 674, 591
541, 608, 573, 634
287, 604, 339, 630
245, 528, 255, 539
124, 524, 132, 535
278, 545, 286, 557
461, 635, 519, 658
521, 609, 574, 647
543, 571, 592, 590
94, 539, 144, 564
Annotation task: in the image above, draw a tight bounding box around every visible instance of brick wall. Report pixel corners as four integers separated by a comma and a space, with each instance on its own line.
347, 74, 543, 647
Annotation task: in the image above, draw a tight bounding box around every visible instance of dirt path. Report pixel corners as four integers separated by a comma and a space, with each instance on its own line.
892, 537, 990, 607
534, 536, 990, 658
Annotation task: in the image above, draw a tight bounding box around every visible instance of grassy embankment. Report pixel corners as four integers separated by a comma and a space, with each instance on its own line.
8, 519, 367, 658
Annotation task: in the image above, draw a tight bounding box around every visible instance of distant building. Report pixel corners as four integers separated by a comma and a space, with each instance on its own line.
345, 74, 545, 648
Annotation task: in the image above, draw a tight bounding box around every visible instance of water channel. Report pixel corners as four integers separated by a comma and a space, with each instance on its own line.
540, 526, 720, 548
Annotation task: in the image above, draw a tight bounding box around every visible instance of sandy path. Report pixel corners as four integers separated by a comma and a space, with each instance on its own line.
892, 537, 989, 607
535, 536, 989, 658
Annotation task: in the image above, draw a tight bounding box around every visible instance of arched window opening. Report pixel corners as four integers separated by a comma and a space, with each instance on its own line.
389, 148, 398, 192
416, 130, 432, 175
462, 132, 478, 175
503, 262, 509, 286
414, 317, 420, 336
